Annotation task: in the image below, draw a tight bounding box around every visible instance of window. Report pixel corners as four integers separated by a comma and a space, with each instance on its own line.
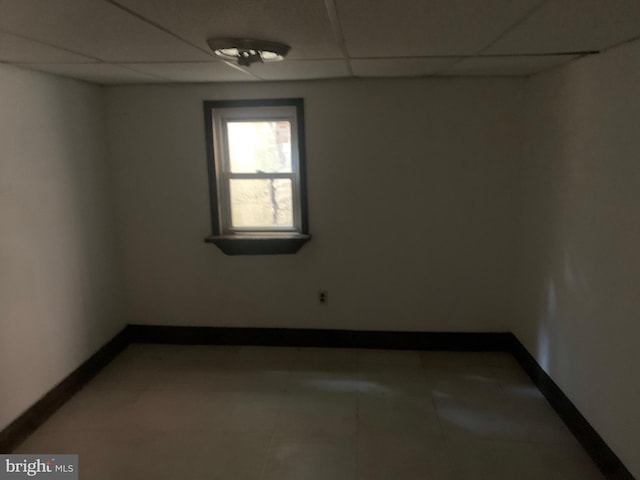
203, 98, 310, 255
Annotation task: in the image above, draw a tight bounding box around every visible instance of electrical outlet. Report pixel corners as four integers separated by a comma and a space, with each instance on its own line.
318, 290, 328, 305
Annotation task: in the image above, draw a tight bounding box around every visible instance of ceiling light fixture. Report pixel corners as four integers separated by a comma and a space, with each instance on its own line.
207, 38, 291, 67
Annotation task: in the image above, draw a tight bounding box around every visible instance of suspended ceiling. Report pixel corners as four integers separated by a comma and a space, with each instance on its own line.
1, 0, 639, 84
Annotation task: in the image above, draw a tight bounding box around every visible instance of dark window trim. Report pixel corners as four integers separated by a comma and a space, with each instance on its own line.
203, 98, 310, 255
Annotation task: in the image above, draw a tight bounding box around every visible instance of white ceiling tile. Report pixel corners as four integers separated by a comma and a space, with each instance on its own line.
2, 0, 633, 82
486, 0, 640, 55
335, 0, 540, 57
351, 57, 462, 77
249, 60, 349, 81
124, 62, 256, 82
0, 0, 212, 62
0, 32, 96, 63
441, 55, 578, 77
21, 63, 165, 84
110, 0, 342, 60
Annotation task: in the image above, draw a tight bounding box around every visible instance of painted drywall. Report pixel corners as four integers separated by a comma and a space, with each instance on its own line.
516, 41, 640, 476
0, 64, 124, 432
105, 78, 523, 332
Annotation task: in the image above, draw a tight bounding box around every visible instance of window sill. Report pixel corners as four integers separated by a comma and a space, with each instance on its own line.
204, 233, 311, 255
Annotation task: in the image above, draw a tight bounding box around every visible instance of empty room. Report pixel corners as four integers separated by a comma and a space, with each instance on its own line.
1, 1, 639, 479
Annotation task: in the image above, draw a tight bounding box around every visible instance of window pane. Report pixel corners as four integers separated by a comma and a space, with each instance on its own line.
227, 121, 292, 173
229, 178, 293, 228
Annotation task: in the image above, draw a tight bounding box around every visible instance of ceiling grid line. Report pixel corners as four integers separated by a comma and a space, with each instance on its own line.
115, 63, 173, 82
3, 1, 640, 83
432, 0, 549, 76
473, 0, 549, 57
606, 32, 640, 53
0, 27, 103, 63
323, 0, 353, 76
103, 0, 260, 80
219, 59, 264, 81
104, 0, 210, 55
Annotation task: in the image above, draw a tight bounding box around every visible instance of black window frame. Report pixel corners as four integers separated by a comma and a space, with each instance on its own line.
203, 98, 310, 255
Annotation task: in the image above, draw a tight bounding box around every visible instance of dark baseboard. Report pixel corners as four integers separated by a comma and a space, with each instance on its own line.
0, 327, 131, 453
1, 324, 634, 480
132, 325, 633, 479
127, 325, 512, 351
508, 334, 635, 480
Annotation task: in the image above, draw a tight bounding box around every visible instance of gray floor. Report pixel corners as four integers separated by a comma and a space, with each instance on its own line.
16, 345, 605, 479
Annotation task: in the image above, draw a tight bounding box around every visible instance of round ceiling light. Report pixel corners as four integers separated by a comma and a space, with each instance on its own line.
207, 38, 291, 67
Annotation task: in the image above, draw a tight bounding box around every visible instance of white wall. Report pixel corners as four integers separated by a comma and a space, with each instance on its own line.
105, 78, 524, 332
516, 41, 640, 477
0, 65, 124, 432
